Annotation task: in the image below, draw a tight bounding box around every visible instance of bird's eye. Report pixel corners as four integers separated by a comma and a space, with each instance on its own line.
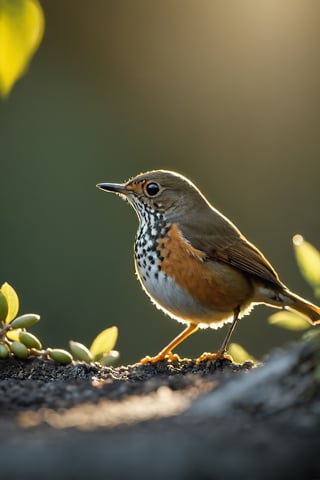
145, 182, 160, 196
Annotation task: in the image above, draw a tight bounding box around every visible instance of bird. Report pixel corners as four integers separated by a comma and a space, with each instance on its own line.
97, 170, 320, 364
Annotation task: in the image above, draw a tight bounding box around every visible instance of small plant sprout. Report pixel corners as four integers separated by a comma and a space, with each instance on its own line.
231, 237, 320, 364
228, 343, 259, 365
69, 341, 93, 363
0, 282, 45, 360
269, 237, 320, 332
0, 282, 119, 366
70, 326, 119, 365
293, 235, 320, 299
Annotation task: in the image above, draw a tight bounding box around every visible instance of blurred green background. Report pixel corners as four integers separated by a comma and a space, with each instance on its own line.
1, 1, 319, 363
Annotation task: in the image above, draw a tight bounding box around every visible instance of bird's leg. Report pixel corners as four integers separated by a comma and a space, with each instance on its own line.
217, 306, 240, 356
140, 323, 199, 364
196, 306, 240, 364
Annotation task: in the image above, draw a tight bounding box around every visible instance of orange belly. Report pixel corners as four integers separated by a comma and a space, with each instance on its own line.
157, 223, 253, 313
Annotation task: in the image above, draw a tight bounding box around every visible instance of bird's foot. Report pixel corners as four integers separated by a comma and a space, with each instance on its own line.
140, 351, 181, 364
195, 350, 234, 365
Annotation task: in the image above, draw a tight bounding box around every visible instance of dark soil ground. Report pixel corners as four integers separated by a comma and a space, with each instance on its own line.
0, 339, 320, 480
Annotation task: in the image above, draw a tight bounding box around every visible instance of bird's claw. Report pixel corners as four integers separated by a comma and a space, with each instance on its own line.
195, 350, 234, 365
140, 352, 181, 364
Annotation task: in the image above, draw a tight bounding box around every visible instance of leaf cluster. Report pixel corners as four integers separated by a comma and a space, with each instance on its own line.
268, 235, 320, 331
230, 236, 320, 364
0, 282, 119, 365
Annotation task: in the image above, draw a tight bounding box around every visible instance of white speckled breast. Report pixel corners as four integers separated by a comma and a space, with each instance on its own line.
133, 211, 235, 329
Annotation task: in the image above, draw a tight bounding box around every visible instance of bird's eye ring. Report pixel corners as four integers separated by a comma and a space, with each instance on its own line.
145, 182, 160, 196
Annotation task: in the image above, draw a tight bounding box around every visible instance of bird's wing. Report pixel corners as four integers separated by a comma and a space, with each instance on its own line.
214, 236, 281, 285
180, 222, 281, 287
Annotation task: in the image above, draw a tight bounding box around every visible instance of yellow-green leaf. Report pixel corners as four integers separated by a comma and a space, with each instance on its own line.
90, 326, 118, 361
268, 310, 310, 331
293, 235, 320, 295
0, 282, 19, 323
0, 291, 8, 323
6, 328, 22, 342
0, 0, 45, 98
228, 343, 258, 364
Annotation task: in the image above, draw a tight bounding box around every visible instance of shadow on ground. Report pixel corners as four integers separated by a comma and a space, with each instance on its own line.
0, 338, 319, 480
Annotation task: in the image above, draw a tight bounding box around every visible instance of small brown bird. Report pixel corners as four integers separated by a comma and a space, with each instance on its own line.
97, 170, 320, 363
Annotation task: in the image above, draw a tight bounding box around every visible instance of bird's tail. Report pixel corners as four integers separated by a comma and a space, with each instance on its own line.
286, 290, 320, 325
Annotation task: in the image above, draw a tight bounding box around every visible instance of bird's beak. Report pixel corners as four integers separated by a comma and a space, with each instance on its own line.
96, 182, 129, 194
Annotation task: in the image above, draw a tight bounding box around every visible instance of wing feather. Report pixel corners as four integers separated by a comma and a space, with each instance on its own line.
180, 220, 281, 287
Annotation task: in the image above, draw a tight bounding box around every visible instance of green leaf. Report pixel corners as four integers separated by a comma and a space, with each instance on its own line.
268, 310, 310, 331
0, 282, 19, 323
90, 326, 118, 361
293, 235, 320, 296
69, 341, 93, 363
10, 313, 40, 328
0, 0, 45, 98
10, 341, 29, 359
48, 348, 73, 365
228, 343, 258, 364
19, 331, 42, 349
0, 343, 9, 358
99, 350, 120, 366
